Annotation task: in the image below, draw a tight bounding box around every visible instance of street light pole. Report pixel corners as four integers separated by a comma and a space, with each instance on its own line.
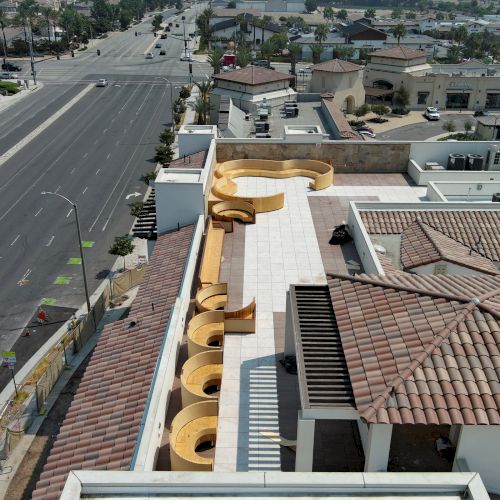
41, 192, 92, 316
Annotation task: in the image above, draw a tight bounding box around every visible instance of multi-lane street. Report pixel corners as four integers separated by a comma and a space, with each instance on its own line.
0, 5, 210, 364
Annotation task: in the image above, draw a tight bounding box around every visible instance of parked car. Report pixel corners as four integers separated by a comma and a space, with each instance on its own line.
298, 67, 312, 75
2, 62, 22, 72
0, 72, 19, 79
474, 110, 490, 117
358, 130, 377, 138
159, 49, 166, 55
424, 106, 440, 120
160, 34, 167, 39
155, 42, 162, 48
179, 55, 192, 61
356, 126, 375, 134
96, 78, 108, 87
145, 52, 154, 59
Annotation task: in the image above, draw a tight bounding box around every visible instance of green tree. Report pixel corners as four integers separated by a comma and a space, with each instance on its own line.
207, 45, 224, 74
288, 41, 301, 76
109, 235, 135, 271
195, 7, 214, 49
453, 24, 468, 45
391, 8, 403, 18
152, 13, 163, 31
364, 8, 376, 19
154, 143, 174, 165
354, 104, 370, 118
0, 12, 10, 61
159, 128, 175, 145
256, 14, 273, 48
442, 120, 456, 133
119, 10, 132, 30
390, 23, 407, 45
259, 39, 274, 64
179, 86, 191, 99
335, 9, 348, 21
371, 104, 390, 121
236, 44, 251, 67
436, 12, 445, 20
175, 0, 183, 10
323, 6, 334, 22
269, 31, 288, 52
464, 119, 474, 136
447, 45, 461, 63
40, 6, 56, 42
315, 23, 329, 45
406, 11, 417, 19
393, 85, 410, 108
91, 0, 113, 34
196, 79, 213, 103
304, 0, 317, 13
309, 43, 324, 63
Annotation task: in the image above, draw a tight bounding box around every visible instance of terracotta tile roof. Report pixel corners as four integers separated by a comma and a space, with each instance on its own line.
328, 272, 500, 426
312, 59, 362, 73
370, 45, 428, 60
360, 209, 500, 262
32, 225, 195, 500
400, 221, 499, 276
167, 149, 208, 169
322, 99, 360, 140
213, 66, 293, 86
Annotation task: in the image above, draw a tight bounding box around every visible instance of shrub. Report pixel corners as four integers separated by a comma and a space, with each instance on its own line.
348, 119, 366, 127
442, 120, 456, 133
391, 107, 409, 115
129, 201, 144, 217
353, 104, 370, 118
174, 112, 181, 124
154, 144, 174, 165
0, 81, 21, 95
179, 86, 191, 99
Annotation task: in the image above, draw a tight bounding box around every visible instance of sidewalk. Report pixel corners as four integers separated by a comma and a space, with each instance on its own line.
0, 80, 41, 114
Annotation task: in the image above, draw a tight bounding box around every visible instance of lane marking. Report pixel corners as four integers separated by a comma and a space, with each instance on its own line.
94, 139, 98, 145
46, 235, 55, 246
82, 186, 88, 194
96, 169, 100, 175
10, 234, 20, 246
34, 208, 43, 217
82, 240, 94, 248
70, 167, 76, 174
83, 153, 88, 159
103, 128, 108, 133
66, 208, 73, 218
106, 153, 111, 159
0, 84, 94, 168
54, 275, 71, 285
17, 268, 32, 286
55, 185, 61, 193
67, 257, 81, 265
115, 140, 120, 145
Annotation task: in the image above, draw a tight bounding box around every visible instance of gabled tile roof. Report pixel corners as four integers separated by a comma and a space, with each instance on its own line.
312, 58, 362, 73
400, 220, 499, 276
327, 272, 500, 426
360, 209, 500, 262
213, 66, 292, 86
32, 225, 195, 500
370, 45, 428, 60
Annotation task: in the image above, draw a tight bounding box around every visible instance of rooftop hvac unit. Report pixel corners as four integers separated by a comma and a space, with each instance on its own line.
447, 153, 466, 170
466, 154, 484, 171
486, 144, 500, 171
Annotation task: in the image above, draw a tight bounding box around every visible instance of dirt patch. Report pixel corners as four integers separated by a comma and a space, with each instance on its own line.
5, 353, 91, 500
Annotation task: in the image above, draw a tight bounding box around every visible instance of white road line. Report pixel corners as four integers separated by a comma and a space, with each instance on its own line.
34, 208, 43, 217
94, 139, 98, 145
70, 167, 76, 174
0, 84, 94, 169
10, 234, 20, 246
46, 235, 55, 246
115, 140, 120, 145
83, 153, 88, 159
103, 128, 108, 133
66, 208, 73, 218
111, 118, 115, 123
106, 153, 111, 159
96, 169, 101, 175
55, 185, 61, 193
82, 186, 88, 194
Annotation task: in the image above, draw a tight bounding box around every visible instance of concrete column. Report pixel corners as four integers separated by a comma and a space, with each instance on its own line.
295, 412, 315, 472
364, 423, 392, 472
284, 291, 296, 357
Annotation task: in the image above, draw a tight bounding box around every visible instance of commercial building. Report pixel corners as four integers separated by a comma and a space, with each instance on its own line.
364, 47, 500, 110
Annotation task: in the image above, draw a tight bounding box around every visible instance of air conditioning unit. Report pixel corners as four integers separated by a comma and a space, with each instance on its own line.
485, 145, 500, 171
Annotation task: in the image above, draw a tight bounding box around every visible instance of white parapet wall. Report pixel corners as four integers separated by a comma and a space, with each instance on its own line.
178, 125, 217, 157
426, 180, 500, 202
131, 216, 204, 472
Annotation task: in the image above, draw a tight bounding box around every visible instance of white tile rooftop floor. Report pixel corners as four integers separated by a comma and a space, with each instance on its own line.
214, 175, 425, 472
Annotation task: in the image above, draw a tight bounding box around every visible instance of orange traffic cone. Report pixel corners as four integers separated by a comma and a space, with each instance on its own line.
24, 328, 31, 337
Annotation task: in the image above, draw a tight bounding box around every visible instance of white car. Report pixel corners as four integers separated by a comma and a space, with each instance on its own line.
96, 78, 108, 87
145, 52, 154, 59
424, 106, 440, 120
0, 72, 18, 79
358, 130, 377, 139
179, 55, 193, 61
298, 67, 312, 75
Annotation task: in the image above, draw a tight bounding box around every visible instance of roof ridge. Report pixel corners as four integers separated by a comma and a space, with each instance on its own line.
327, 272, 471, 304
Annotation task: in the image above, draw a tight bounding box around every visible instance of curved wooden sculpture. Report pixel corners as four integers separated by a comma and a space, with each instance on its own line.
169, 400, 218, 471
196, 283, 228, 312
187, 311, 225, 358
181, 350, 223, 407
211, 159, 333, 214
211, 200, 256, 225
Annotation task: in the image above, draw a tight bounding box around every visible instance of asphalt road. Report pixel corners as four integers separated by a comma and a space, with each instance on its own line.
0, 6, 208, 381
378, 114, 478, 141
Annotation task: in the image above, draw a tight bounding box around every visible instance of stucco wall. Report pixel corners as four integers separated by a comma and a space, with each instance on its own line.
215, 140, 411, 172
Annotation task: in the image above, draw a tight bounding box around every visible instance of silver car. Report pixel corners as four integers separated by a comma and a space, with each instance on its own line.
0, 72, 19, 79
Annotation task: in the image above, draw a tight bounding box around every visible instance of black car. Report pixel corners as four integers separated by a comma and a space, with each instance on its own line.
474, 110, 490, 117
159, 49, 166, 55
2, 62, 22, 72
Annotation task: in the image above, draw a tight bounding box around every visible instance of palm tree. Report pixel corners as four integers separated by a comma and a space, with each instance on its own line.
335, 9, 348, 22
195, 79, 213, 104
259, 14, 273, 46
323, 6, 334, 23
390, 23, 407, 45
40, 6, 56, 42
0, 12, 8, 63
309, 43, 324, 64
236, 44, 251, 67
259, 39, 273, 65
315, 23, 329, 45
288, 42, 301, 76
454, 24, 468, 46
207, 46, 225, 74
194, 97, 210, 125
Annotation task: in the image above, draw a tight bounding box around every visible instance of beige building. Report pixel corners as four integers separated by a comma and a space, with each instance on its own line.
309, 59, 365, 113
364, 46, 500, 111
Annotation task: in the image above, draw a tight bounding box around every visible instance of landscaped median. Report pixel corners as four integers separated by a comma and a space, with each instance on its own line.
0, 80, 21, 96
